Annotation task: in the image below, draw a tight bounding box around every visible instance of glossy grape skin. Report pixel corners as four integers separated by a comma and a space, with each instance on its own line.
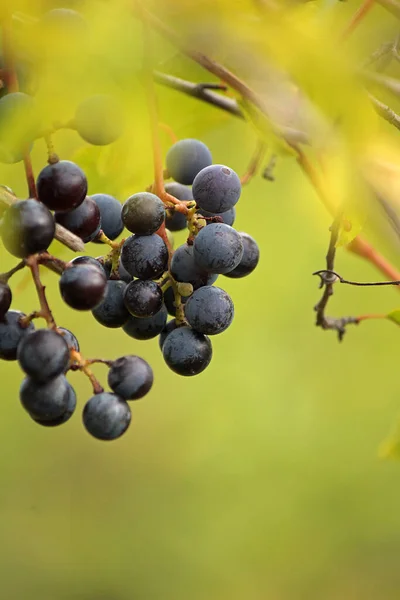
59, 264, 107, 310
1, 199, 55, 258
0, 282, 12, 320
31, 381, 76, 427
37, 160, 87, 212
92, 280, 130, 328
162, 326, 212, 376
224, 232, 260, 278
83, 392, 131, 441
164, 183, 192, 231
0, 92, 39, 164
20, 374, 72, 421
17, 329, 70, 382
158, 318, 179, 350
122, 193, 165, 235
166, 139, 212, 185
55, 197, 101, 243
108, 356, 154, 400
91, 194, 124, 241
171, 243, 218, 291
121, 234, 168, 280
0, 310, 35, 361
123, 305, 167, 341
193, 223, 243, 274
197, 206, 236, 227
74, 95, 124, 146
192, 165, 241, 214
68, 255, 106, 275
123, 280, 163, 318
184, 286, 234, 335
58, 327, 80, 352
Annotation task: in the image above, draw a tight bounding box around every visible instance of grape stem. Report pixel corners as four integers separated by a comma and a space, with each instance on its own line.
0, 260, 25, 283
240, 140, 266, 185
341, 0, 376, 40
70, 350, 104, 395
24, 254, 57, 330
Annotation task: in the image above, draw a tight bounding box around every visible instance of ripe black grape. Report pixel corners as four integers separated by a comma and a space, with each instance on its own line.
158, 318, 179, 349
197, 206, 236, 227
123, 280, 163, 318
163, 286, 179, 317
171, 243, 218, 291
92, 280, 130, 328
101, 258, 132, 283
184, 286, 234, 335
0, 282, 12, 320
20, 374, 72, 421
1, 199, 55, 258
121, 234, 168, 280
58, 327, 80, 351
108, 355, 153, 400
82, 392, 131, 441
166, 139, 212, 185
192, 164, 241, 214
123, 305, 168, 340
55, 197, 101, 243
74, 95, 124, 146
193, 223, 243, 274
224, 232, 260, 278
69, 255, 106, 275
122, 192, 165, 235
0, 310, 35, 361
36, 160, 87, 212
91, 194, 124, 241
31, 381, 76, 427
165, 183, 192, 231
59, 264, 107, 310
162, 326, 212, 376
17, 329, 70, 382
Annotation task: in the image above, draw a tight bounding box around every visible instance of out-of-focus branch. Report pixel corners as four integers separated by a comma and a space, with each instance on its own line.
369, 93, 400, 130
376, 0, 400, 19
241, 141, 266, 185
341, 0, 376, 40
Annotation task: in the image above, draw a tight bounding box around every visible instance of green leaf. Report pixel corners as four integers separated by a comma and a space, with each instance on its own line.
387, 309, 400, 326
379, 418, 400, 461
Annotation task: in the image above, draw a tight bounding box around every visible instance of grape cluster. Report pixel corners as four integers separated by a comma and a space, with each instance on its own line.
0, 11, 259, 442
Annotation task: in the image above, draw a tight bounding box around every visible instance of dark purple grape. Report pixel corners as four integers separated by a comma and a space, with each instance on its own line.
37, 160, 87, 212
0, 199, 55, 258
0, 282, 12, 320
59, 264, 107, 310
101, 258, 132, 283
58, 327, 80, 351
224, 232, 260, 278
193, 223, 243, 274
20, 374, 72, 421
158, 318, 179, 350
123, 305, 167, 340
192, 165, 241, 213
17, 329, 70, 382
92, 280, 130, 328
108, 355, 153, 400
184, 286, 234, 335
0, 310, 35, 361
74, 95, 124, 146
91, 194, 123, 241
171, 243, 218, 291
55, 197, 101, 243
123, 280, 163, 318
162, 326, 212, 376
163, 286, 178, 317
31, 380, 76, 427
83, 392, 131, 441
165, 182, 194, 201
166, 139, 212, 185
121, 234, 168, 280
0, 92, 40, 164
121, 192, 165, 235
68, 255, 106, 275
197, 206, 236, 227
165, 183, 192, 231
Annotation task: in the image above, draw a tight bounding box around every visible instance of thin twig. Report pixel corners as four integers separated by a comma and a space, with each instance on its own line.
313, 269, 400, 286
25, 255, 57, 330
0, 260, 25, 283
376, 0, 400, 19
341, 0, 376, 40
369, 93, 400, 131
241, 141, 266, 185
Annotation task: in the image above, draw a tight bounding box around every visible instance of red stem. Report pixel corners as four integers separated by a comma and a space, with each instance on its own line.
341, 0, 376, 40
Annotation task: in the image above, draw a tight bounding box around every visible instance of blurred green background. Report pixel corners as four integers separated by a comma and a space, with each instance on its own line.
1, 1, 400, 599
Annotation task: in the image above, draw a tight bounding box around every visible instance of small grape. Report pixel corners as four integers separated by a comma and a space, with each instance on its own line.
58, 327, 80, 352
55, 197, 101, 243
121, 234, 168, 280
171, 243, 218, 291
74, 95, 124, 146
122, 193, 165, 235
37, 160, 87, 212
193, 223, 243, 274
158, 318, 179, 350
83, 392, 131, 441
108, 356, 153, 400
92, 280, 130, 328
163, 286, 187, 317
68, 255, 106, 275
0, 310, 35, 361
17, 329, 70, 382
123, 280, 163, 318
123, 305, 168, 340
184, 286, 234, 335
20, 374, 72, 421
31, 381, 76, 427
197, 206, 236, 227
100, 258, 132, 283
0, 199, 55, 258
166, 139, 212, 185
59, 264, 107, 310
91, 194, 123, 241
192, 165, 241, 214
0, 282, 12, 320
162, 326, 212, 376
165, 183, 192, 231
224, 232, 260, 278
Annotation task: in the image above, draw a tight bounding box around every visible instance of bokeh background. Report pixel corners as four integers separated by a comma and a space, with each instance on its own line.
1, 1, 400, 599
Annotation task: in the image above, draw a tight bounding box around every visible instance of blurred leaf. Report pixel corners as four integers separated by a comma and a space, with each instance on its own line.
387, 309, 400, 326
379, 418, 400, 461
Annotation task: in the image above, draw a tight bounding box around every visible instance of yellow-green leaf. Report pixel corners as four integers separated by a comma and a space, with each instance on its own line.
387, 309, 400, 326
